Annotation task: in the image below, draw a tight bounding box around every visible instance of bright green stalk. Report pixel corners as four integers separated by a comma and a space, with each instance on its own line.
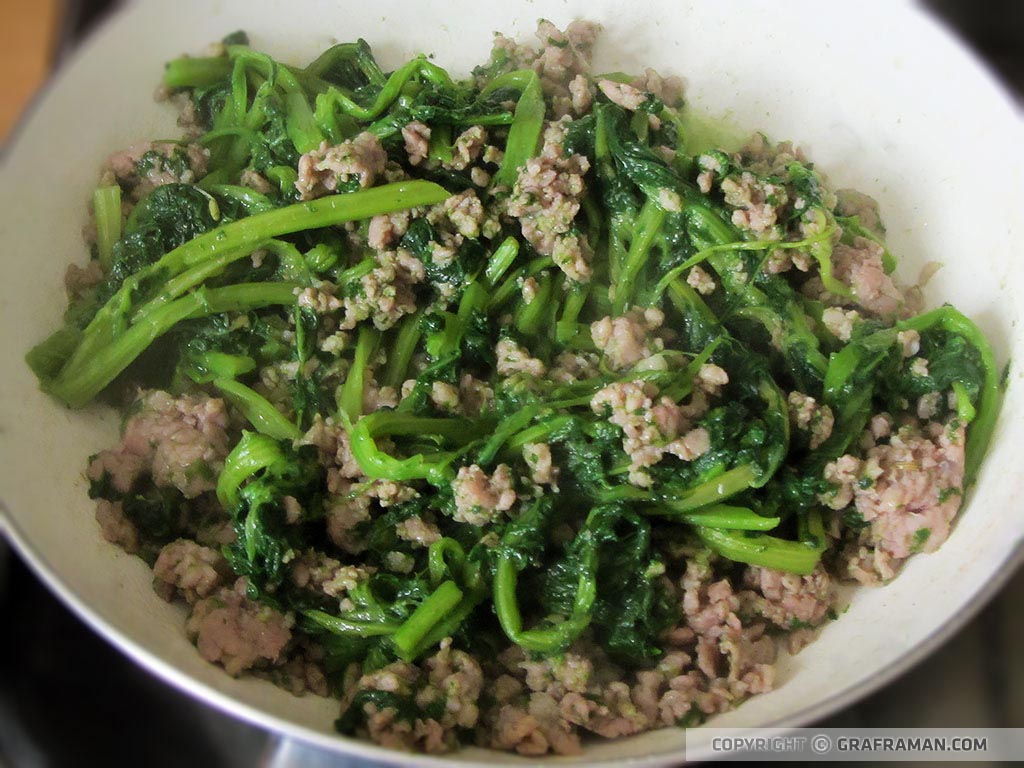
35, 181, 448, 396
208, 184, 275, 214
514, 272, 555, 337
343, 411, 472, 486
652, 504, 781, 531
213, 378, 302, 441
185, 351, 256, 383
217, 431, 287, 509
484, 237, 520, 286
92, 186, 122, 270
491, 71, 544, 187
381, 312, 422, 389
303, 610, 401, 637
313, 56, 454, 123
493, 553, 596, 654
696, 527, 823, 575
613, 197, 665, 314
657, 465, 760, 513
392, 581, 463, 660
43, 282, 297, 407
339, 325, 379, 421
162, 56, 232, 89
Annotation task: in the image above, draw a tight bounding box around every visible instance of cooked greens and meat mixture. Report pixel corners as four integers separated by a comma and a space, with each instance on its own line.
29, 20, 1000, 755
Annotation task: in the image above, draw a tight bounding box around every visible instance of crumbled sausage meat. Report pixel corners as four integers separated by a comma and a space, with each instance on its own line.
590, 308, 665, 370
788, 391, 835, 449
720, 171, 787, 238
452, 464, 517, 525
104, 141, 209, 201
339, 249, 425, 331
597, 79, 647, 111
94, 499, 139, 554
153, 539, 229, 604
832, 236, 905, 318
738, 565, 833, 629
88, 390, 230, 499
295, 134, 387, 200
447, 126, 487, 170
523, 442, 558, 487
507, 119, 592, 282
821, 307, 861, 342
822, 420, 966, 559
495, 338, 546, 378
186, 579, 293, 676
396, 516, 442, 547
591, 379, 713, 487
290, 549, 371, 599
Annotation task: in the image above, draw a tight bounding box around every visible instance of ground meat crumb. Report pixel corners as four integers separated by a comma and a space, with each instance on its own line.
821, 307, 861, 342
496, 338, 546, 378
836, 188, 884, 233
104, 141, 209, 201
447, 126, 487, 170
520, 276, 539, 304
341, 644, 484, 752
269, 643, 330, 697
788, 391, 835, 449
88, 390, 230, 499
396, 515, 442, 547
402, 121, 431, 166
721, 171, 787, 238
507, 118, 592, 282
95, 499, 139, 554
523, 442, 558, 487
290, 549, 370, 599
240, 168, 273, 194
597, 79, 647, 111
153, 539, 228, 604
452, 464, 517, 525
591, 379, 712, 487
367, 210, 412, 251
739, 565, 833, 629
550, 350, 600, 383
442, 189, 485, 238
823, 421, 966, 560
296, 283, 343, 314
632, 67, 684, 107
186, 579, 293, 676
897, 329, 921, 357
491, 20, 599, 119
295, 134, 387, 200
568, 73, 592, 114
590, 308, 665, 371
64, 259, 105, 301
686, 265, 716, 295
832, 236, 905, 318
339, 249, 425, 331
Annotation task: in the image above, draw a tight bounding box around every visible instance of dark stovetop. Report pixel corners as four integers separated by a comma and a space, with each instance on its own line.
1, 3, 1022, 767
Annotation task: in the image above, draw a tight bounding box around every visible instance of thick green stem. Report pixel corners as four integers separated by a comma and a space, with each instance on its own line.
45, 283, 297, 407
614, 197, 665, 314
393, 581, 463, 660
696, 526, 823, 575
92, 186, 122, 270
492, 72, 544, 187
213, 378, 302, 441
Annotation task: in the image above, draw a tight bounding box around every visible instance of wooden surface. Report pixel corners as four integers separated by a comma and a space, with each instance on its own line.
0, 0, 61, 143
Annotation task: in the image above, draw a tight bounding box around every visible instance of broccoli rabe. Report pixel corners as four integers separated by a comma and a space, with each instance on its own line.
27, 26, 1003, 753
